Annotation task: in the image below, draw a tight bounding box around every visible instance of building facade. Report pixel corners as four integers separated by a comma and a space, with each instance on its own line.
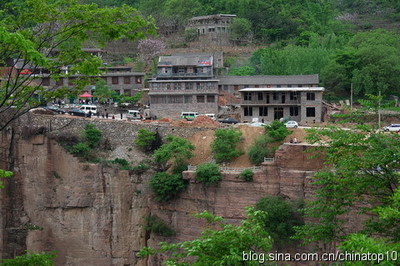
148, 55, 219, 119
185, 14, 236, 45
217, 74, 320, 106
239, 87, 325, 124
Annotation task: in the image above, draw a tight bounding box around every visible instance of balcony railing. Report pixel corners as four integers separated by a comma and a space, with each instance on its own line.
157, 72, 213, 78
241, 99, 301, 105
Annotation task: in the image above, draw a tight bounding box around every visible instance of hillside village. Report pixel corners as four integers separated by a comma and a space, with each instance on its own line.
0, 0, 400, 265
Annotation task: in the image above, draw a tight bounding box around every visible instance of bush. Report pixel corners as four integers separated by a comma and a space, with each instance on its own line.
1, 252, 56, 266
239, 169, 254, 181
134, 128, 160, 152
69, 142, 91, 160
248, 135, 274, 165
265, 121, 291, 141
211, 129, 243, 163
255, 196, 303, 247
149, 172, 187, 201
145, 215, 175, 237
154, 135, 194, 170
131, 162, 149, 174
110, 158, 130, 170
195, 163, 222, 185
83, 123, 102, 148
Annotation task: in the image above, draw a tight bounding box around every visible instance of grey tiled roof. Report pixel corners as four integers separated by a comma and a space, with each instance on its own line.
217, 74, 319, 85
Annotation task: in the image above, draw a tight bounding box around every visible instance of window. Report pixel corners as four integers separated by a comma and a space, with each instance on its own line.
306, 107, 316, 117
197, 95, 205, 103
266, 93, 270, 103
244, 92, 252, 101
290, 106, 299, 116
184, 96, 192, 103
281, 93, 286, 103
135, 76, 142, 84
224, 85, 228, 91
152, 96, 167, 104
258, 92, 263, 101
112, 77, 119, 84
273, 93, 278, 101
207, 95, 215, 103
288, 85, 292, 88
42, 78, 50, 86
306, 92, 315, 101
259, 106, 268, 116
290, 92, 298, 101
56, 78, 63, 86
168, 96, 183, 103
277, 85, 281, 88
244, 107, 253, 116
124, 77, 131, 84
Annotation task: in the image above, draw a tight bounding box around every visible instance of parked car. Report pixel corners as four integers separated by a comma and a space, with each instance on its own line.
285, 121, 299, 128
218, 117, 239, 124
68, 109, 88, 117
249, 122, 266, 127
44, 105, 66, 114
382, 124, 400, 132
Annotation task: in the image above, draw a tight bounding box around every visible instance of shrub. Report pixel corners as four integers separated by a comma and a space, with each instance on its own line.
110, 158, 130, 170
69, 143, 91, 159
255, 196, 303, 247
149, 172, 186, 201
134, 128, 160, 152
248, 135, 274, 165
211, 129, 243, 163
1, 251, 56, 266
239, 169, 254, 181
131, 162, 149, 174
83, 123, 102, 148
195, 163, 222, 185
265, 121, 291, 141
154, 135, 194, 170
145, 215, 175, 237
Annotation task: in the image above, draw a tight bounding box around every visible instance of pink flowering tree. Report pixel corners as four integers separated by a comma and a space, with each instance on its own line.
137, 39, 166, 67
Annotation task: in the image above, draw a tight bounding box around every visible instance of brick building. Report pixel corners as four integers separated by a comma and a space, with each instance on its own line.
148, 55, 219, 119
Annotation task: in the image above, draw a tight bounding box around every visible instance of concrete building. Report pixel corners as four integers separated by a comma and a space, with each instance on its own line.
12, 59, 144, 96
148, 55, 219, 119
239, 86, 325, 124
185, 14, 236, 45
217, 74, 320, 106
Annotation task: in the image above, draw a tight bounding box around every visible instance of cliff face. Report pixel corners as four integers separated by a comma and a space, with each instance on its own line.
0, 115, 327, 265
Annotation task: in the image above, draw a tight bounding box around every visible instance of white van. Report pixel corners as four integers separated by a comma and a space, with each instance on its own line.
80, 105, 97, 114
180, 112, 198, 121
127, 110, 141, 120
205, 113, 216, 120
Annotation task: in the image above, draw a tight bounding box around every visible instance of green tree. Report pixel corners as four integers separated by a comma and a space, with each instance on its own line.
83, 124, 102, 148
256, 196, 303, 247
265, 120, 291, 141
294, 127, 400, 250
93, 80, 114, 103
138, 207, 272, 265
229, 17, 252, 44
248, 135, 274, 165
1, 251, 56, 265
212, 129, 243, 163
0, 0, 155, 130
153, 135, 194, 170
195, 163, 222, 185
134, 128, 158, 152
149, 172, 186, 201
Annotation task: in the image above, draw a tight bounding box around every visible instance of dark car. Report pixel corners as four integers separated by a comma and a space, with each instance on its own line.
44, 105, 66, 114
67, 109, 88, 117
218, 117, 239, 124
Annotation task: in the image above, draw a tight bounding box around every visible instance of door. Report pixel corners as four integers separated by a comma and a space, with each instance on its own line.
274, 107, 284, 120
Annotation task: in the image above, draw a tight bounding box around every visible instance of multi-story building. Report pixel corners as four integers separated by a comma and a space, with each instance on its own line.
239, 86, 325, 124
13, 59, 144, 97
217, 74, 320, 105
148, 55, 219, 118
185, 14, 236, 45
